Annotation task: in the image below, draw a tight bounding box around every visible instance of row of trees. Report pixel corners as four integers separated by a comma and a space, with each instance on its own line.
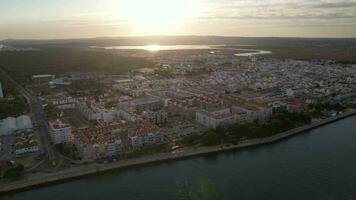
0, 162, 24, 179
181, 112, 312, 147
0, 96, 29, 119
44, 102, 63, 119
55, 143, 80, 160
307, 102, 346, 117
0, 71, 29, 119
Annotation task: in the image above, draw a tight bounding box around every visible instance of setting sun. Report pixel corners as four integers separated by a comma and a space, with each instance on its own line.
117, 0, 198, 34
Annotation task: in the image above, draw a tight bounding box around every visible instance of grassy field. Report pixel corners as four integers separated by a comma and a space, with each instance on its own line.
0, 47, 154, 83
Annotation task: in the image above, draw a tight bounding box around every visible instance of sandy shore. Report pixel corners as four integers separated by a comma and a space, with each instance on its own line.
1, 111, 355, 195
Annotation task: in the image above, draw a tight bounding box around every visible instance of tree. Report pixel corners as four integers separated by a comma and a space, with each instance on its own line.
201, 131, 220, 146
45, 102, 62, 119
3, 164, 24, 179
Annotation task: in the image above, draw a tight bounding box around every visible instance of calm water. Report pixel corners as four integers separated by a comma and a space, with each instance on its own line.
90, 45, 271, 56
94, 45, 215, 51
2, 116, 356, 200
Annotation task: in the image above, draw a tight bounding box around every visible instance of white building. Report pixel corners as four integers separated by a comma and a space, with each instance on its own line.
0, 115, 33, 136
52, 97, 76, 110
196, 108, 236, 129
16, 115, 33, 130
31, 74, 55, 83
128, 122, 162, 149
129, 132, 162, 149
130, 97, 164, 112
118, 109, 138, 121
144, 110, 168, 125
232, 105, 272, 124
0, 117, 16, 135
76, 100, 119, 123
76, 100, 97, 121
0, 81, 3, 98
49, 119, 73, 144
48, 78, 72, 87
96, 110, 118, 123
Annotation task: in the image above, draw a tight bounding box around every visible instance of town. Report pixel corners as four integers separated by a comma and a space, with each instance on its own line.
1, 47, 356, 180
2, 0, 356, 198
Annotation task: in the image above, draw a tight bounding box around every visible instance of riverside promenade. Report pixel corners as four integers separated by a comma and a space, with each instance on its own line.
1, 111, 355, 195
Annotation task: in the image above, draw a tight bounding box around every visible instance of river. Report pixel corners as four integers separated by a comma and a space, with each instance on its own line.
2, 115, 356, 200
90, 45, 272, 56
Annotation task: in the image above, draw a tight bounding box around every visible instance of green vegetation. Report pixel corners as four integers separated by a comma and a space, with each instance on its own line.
44, 102, 62, 119
0, 73, 29, 119
155, 69, 174, 78
48, 160, 65, 170
181, 112, 312, 147
105, 100, 117, 109
306, 102, 346, 117
0, 96, 28, 119
72, 80, 103, 91
2, 163, 24, 179
0, 47, 154, 83
56, 143, 80, 160
200, 131, 220, 146
126, 143, 170, 158
0, 161, 6, 178
187, 68, 208, 76
180, 134, 203, 146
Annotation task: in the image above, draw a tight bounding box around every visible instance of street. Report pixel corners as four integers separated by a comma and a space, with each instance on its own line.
0, 67, 58, 165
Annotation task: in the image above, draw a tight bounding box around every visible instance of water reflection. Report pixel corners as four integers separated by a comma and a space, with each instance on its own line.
91, 45, 272, 56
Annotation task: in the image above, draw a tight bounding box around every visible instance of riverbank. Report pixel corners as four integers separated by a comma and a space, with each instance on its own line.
1, 111, 355, 195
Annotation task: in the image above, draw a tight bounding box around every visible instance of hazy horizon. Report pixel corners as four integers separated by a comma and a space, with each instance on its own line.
2, 35, 356, 42
1, 0, 356, 40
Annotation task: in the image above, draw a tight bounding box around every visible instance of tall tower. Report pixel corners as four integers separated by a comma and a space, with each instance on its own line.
0, 81, 3, 98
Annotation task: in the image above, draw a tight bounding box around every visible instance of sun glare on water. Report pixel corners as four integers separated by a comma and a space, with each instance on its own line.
117, 0, 198, 34
144, 45, 162, 52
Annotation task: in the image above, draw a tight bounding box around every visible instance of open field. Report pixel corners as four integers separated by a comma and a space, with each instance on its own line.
0, 47, 154, 83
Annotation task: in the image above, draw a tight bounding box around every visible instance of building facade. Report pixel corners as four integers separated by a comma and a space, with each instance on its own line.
49, 119, 73, 144
196, 108, 236, 129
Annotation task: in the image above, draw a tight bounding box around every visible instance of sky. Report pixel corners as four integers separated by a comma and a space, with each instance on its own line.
0, 0, 356, 39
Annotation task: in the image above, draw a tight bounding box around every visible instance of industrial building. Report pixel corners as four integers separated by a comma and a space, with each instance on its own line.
31, 74, 55, 83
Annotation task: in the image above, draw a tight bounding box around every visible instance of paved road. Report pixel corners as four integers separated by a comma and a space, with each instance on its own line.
0, 67, 58, 164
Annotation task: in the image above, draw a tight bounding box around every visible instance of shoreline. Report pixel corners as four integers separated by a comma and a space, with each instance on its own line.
1, 111, 355, 195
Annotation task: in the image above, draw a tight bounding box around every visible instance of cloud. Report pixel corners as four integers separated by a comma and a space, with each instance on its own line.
194, 0, 356, 21
1, 0, 356, 38
309, 1, 356, 8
